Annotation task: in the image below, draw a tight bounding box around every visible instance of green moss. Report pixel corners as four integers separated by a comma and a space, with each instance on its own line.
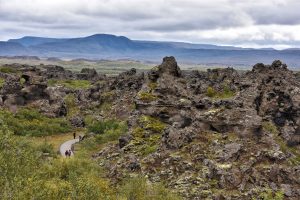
101, 90, 116, 101
206, 86, 217, 97
142, 144, 158, 156
138, 91, 157, 102
132, 127, 145, 138
0, 78, 5, 88
206, 85, 235, 99
139, 115, 166, 133
20, 77, 26, 86
148, 82, 158, 91
258, 188, 284, 200
48, 79, 91, 89
262, 121, 279, 134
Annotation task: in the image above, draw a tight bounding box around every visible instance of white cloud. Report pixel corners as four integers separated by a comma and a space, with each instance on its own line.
0, 0, 300, 48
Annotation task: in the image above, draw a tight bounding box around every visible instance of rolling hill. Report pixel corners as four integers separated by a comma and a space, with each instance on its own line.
1, 34, 300, 69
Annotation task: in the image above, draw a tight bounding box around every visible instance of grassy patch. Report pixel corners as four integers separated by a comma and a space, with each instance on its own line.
139, 115, 166, 133
64, 94, 79, 118
138, 91, 157, 102
262, 121, 300, 165
258, 188, 284, 200
0, 78, 5, 88
48, 79, 91, 89
86, 118, 128, 144
0, 108, 72, 136
262, 121, 279, 134
0, 66, 17, 73
148, 82, 158, 91
206, 85, 235, 99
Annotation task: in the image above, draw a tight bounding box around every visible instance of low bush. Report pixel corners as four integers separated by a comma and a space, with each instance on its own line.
0, 108, 72, 136
0, 66, 17, 73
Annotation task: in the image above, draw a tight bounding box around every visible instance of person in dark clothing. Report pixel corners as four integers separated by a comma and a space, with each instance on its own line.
73, 132, 76, 139
65, 150, 69, 157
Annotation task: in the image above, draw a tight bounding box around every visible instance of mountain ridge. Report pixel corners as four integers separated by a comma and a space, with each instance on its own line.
1, 34, 300, 68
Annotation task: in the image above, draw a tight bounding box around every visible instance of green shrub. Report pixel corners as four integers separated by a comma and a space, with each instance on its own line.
0, 108, 72, 136
206, 86, 217, 97
139, 115, 166, 133
0, 67, 17, 74
86, 118, 128, 144
138, 91, 157, 102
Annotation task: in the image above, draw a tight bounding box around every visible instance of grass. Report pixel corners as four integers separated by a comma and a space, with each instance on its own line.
139, 115, 166, 133
0, 66, 17, 73
206, 85, 235, 99
48, 79, 92, 89
138, 91, 157, 102
0, 108, 72, 136
31, 133, 78, 152
262, 121, 300, 165
64, 94, 79, 118
0, 78, 4, 88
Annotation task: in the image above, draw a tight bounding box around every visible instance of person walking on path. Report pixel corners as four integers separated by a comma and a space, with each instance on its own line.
65, 150, 69, 157
68, 150, 72, 156
73, 132, 76, 139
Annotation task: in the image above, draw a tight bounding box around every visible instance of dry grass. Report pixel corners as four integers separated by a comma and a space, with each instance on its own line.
31, 131, 83, 152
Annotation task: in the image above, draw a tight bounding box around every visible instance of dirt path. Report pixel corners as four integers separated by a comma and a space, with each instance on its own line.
59, 138, 79, 157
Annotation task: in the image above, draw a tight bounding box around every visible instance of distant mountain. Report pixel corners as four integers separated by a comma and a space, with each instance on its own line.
1, 34, 300, 69
8, 36, 68, 47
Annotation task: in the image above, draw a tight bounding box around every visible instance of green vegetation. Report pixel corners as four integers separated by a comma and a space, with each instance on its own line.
64, 94, 79, 117
0, 108, 72, 136
138, 91, 157, 102
262, 121, 300, 166
20, 77, 26, 86
206, 86, 216, 97
148, 82, 158, 91
139, 115, 166, 133
86, 117, 127, 144
118, 176, 182, 200
0, 66, 17, 73
0, 78, 5, 88
206, 85, 235, 99
258, 188, 284, 200
48, 79, 91, 89
0, 125, 181, 199
262, 121, 279, 134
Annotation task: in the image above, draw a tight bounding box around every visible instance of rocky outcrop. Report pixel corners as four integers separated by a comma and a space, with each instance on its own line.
0, 57, 299, 200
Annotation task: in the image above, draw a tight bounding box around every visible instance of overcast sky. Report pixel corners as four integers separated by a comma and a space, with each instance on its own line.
1, 0, 300, 49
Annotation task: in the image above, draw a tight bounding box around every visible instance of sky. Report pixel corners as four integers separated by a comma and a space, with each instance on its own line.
0, 0, 300, 49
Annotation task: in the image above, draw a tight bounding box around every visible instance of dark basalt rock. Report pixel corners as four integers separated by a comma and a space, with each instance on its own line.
158, 56, 181, 77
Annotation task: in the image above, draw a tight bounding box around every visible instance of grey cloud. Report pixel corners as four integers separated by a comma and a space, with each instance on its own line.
0, 0, 300, 48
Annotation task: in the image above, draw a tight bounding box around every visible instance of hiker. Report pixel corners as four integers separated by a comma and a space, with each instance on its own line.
73, 132, 76, 139
65, 150, 69, 157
